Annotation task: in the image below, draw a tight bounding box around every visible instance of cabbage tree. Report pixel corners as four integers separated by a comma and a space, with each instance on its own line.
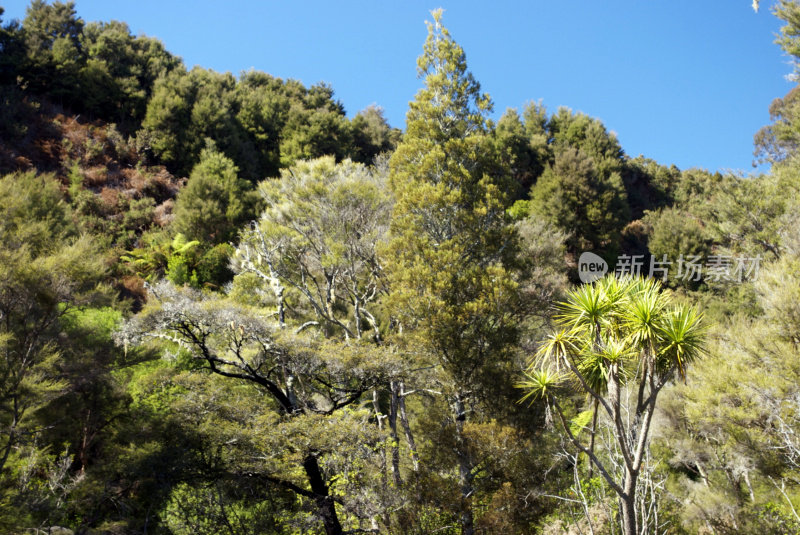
519, 275, 705, 535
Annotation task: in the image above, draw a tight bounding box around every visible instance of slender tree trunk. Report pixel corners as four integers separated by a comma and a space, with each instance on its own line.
0, 430, 14, 475
620, 468, 638, 535
354, 298, 362, 338
389, 380, 402, 486
398, 381, 419, 472
373, 390, 388, 480
697, 462, 709, 487
0, 398, 19, 474
453, 394, 474, 535
303, 454, 343, 535
743, 470, 755, 502
276, 283, 285, 326
372, 389, 384, 432
79, 409, 91, 475
588, 398, 599, 479
371, 389, 392, 529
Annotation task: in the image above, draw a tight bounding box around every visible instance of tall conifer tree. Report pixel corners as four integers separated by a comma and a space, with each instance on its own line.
386, 11, 521, 534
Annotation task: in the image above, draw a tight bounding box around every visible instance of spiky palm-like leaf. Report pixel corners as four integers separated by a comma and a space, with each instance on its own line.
556, 281, 615, 336
534, 327, 580, 372
597, 274, 631, 305
523, 274, 705, 398
519, 274, 706, 535
577, 336, 635, 392
516, 368, 564, 405
576, 348, 609, 393
624, 279, 668, 351
657, 304, 706, 378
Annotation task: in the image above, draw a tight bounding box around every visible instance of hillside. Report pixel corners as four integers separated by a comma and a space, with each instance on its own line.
1, 2, 800, 535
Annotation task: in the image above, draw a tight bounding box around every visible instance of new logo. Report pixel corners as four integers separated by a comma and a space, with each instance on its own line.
578, 251, 608, 283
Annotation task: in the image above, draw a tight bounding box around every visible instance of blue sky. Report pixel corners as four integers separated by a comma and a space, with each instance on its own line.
2, 1, 792, 172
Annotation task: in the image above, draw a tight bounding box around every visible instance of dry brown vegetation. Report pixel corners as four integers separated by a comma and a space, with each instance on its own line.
0, 99, 183, 226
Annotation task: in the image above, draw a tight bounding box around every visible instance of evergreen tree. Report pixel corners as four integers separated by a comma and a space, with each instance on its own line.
0, 8, 25, 86
0, 171, 107, 530
173, 144, 259, 245
20, 0, 85, 106
350, 105, 401, 164
278, 82, 352, 168
754, 1, 800, 165
386, 11, 522, 535
520, 276, 706, 535
494, 108, 542, 200
121, 157, 400, 535
529, 146, 629, 256
79, 19, 181, 126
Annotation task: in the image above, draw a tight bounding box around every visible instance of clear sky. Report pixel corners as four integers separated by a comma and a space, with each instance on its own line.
2, 1, 792, 173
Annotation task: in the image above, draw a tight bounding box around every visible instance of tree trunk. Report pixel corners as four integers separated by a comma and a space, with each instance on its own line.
398, 381, 419, 472
303, 454, 343, 535
587, 398, 599, 479
620, 469, 638, 535
372, 389, 384, 432
389, 380, 402, 486
453, 394, 475, 535
0, 399, 19, 474
79, 410, 91, 475
372, 387, 390, 520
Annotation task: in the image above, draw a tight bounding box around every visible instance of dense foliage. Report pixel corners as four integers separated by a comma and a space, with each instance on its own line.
1, 1, 799, 534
